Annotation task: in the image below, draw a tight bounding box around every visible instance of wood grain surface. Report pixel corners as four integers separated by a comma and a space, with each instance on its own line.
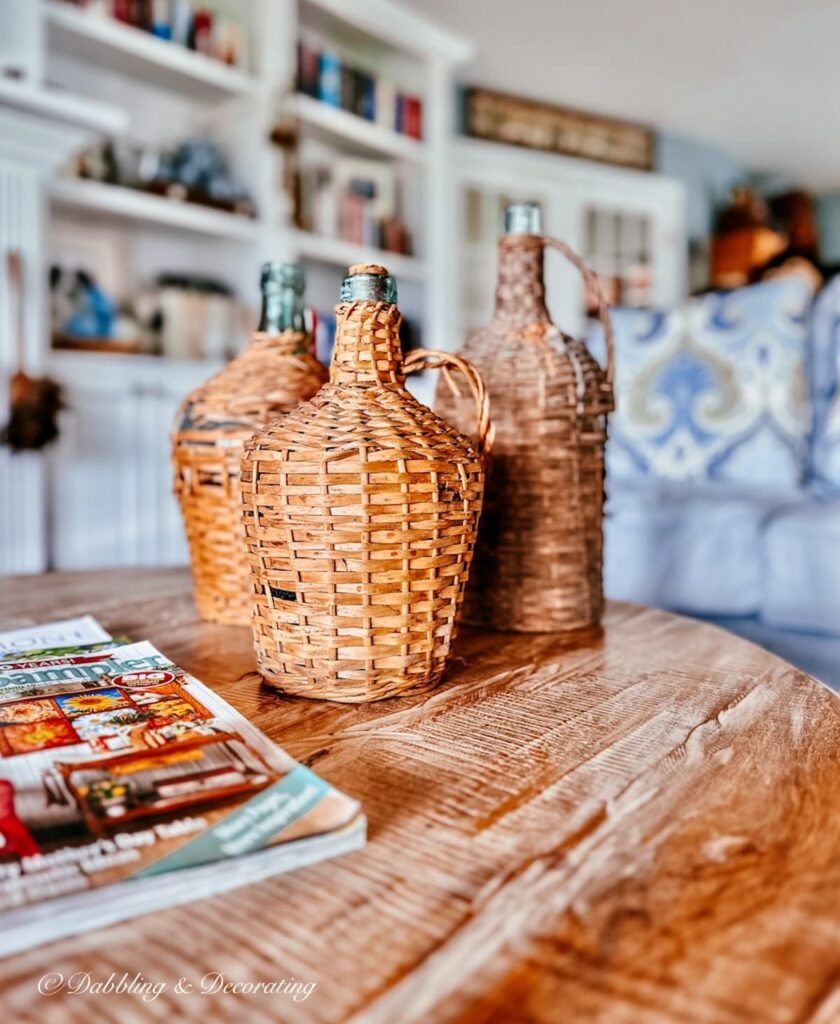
0, 569, 838, 1024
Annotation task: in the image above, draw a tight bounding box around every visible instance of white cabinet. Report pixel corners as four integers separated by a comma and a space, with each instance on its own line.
449, 138, 687, 343
47, 353, 218, 569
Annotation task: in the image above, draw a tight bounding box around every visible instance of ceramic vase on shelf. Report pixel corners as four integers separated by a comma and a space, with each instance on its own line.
173, 262, 327, 626
240, 263, 490, 703
436, 203, 614, 634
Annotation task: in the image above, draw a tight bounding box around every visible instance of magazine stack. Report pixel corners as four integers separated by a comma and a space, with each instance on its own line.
0, 616, 365, 956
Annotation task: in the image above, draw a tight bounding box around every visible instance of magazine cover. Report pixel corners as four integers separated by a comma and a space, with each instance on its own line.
1, 638, 131, 662
0, 626, 364, 954
0, 615, 112, 658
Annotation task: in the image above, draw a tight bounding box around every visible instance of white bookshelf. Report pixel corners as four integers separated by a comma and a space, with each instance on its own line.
289, 92, 426, 163
38, 0, 470, 331
45, 1, 259, 101
0, 0, 472, 572
291, 0, 472, 350
0, 76, 125, 136
293, 228, 426, 280
299, 0, 470, 63
50, 177, 263, 240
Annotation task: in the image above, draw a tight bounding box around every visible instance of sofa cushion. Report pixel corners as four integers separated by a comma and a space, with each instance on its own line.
763, 500, 840, 635
604, 484, 765, 616
808, 276, 840, 487
589, 277, 813, 492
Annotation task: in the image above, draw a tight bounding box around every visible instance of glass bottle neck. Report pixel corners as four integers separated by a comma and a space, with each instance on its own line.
329, 301, 404, 386
493, 237, 551, 327
258, 288, 306, 333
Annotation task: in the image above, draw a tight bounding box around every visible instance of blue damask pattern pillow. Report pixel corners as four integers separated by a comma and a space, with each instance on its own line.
588, 277, 813, 490
808, 276, 840, 488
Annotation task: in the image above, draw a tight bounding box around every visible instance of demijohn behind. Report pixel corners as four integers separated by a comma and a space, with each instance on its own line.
240, 264, 489, 703
173, 263, 327, 625
436, 203, 615, 634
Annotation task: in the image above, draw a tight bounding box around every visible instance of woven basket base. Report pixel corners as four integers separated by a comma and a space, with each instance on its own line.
257, 666, 446, 704
461, 614, 604, 644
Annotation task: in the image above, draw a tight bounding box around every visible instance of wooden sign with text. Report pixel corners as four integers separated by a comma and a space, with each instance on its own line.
465, 86, 654, 171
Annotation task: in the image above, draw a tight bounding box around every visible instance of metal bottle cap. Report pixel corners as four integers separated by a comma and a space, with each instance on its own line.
504, 202, 543, 236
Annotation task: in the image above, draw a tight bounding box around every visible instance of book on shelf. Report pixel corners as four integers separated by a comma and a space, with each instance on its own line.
296, 38, 423, 140
0, 617, 365, 956
62, 0, 250, 70
297, 156, 414, 257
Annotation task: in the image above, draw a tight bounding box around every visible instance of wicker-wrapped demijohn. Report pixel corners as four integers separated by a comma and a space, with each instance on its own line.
240, 263, 489, 703
436, 203, 614, 634
173, 263, 327, 625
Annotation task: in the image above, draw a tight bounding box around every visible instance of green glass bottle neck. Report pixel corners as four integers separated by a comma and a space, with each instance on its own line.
258, 288, 306, 334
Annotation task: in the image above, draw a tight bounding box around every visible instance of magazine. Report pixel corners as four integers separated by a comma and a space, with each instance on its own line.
0, 615, 111, 658
0, 619, 364, 955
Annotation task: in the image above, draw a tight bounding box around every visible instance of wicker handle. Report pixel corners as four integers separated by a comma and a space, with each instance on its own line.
404, 348, 492, 455
541, 235, 615, 387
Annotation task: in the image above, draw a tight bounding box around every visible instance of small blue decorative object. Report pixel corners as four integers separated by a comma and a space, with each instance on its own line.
63, 274, 116, 339
154, 139, 251, 206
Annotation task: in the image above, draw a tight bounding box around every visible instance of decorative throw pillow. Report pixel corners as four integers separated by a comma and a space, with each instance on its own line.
588, 277, 813, 490
808, 276, 840, 488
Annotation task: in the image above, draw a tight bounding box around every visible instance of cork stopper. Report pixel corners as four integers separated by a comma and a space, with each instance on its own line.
341, 264, 397, 304
349, 263, 387, 276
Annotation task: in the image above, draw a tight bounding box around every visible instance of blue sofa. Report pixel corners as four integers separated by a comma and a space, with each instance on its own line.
589, 275, 840, 690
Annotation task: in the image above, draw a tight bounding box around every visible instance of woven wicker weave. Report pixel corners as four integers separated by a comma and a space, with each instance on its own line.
173, 330, 327, 625
240, 265, 489, 703
436, 231, 614, 634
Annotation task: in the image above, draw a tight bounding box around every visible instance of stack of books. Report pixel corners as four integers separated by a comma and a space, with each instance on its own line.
61, 0, 250, 69
0, 616, 364, 955
296, 157, 414, 257
296, 39, 423, 140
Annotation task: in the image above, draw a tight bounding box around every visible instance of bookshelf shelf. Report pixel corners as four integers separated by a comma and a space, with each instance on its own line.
45, 2, 259, 102
293, 229, 427, 280
0, 77, 126, 136
303, 0, 473, 64
50, 178, 262, 241
290, 93, 426, 163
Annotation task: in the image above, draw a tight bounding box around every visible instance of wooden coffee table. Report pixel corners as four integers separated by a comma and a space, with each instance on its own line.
1, 569, 839, 1023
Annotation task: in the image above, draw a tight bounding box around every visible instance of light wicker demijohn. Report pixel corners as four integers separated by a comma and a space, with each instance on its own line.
173, 263, 327, 626
240, 263, 490, 703
436, 203, 614, 634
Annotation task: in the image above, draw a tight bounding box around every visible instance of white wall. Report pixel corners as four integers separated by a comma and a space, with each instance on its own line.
656, 132, 746, 244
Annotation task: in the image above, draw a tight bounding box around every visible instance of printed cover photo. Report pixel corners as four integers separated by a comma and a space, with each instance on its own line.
0, 640, 362, 913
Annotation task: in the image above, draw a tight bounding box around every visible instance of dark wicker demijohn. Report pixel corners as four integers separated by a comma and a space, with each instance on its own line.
436, 203, 615, 634
240, 263, 490, 703
173, 263, 327, 626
